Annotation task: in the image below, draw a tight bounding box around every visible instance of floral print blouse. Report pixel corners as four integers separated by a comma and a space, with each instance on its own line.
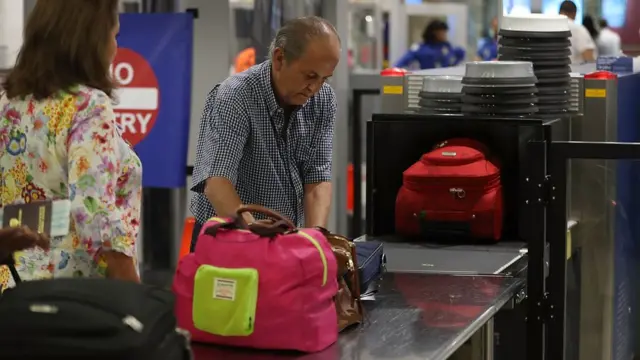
0, 85, 142, 289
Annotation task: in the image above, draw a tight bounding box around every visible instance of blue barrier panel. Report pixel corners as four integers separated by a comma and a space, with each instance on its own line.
115, 13, 193, 188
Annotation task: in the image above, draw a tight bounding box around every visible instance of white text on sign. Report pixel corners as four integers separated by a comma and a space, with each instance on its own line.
114, 113, 152, 134
109, 48, 160, 146
110, 60, 159, 139
110, 62, 135, 86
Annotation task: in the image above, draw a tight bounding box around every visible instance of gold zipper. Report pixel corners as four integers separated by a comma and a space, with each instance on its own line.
298, 230, 329, 286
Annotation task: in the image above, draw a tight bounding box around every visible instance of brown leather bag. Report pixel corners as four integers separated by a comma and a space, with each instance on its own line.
315, 227, 363, 332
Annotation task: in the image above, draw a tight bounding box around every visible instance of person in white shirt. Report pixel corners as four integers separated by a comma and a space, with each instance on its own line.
559, 1, 597, 64
597, 19, 622, 56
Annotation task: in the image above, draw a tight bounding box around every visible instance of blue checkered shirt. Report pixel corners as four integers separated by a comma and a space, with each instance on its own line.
190, 61, 337, 226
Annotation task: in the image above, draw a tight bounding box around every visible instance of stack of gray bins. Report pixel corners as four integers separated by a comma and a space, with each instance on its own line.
416, 75, 463, 115
461, 61, 539, 117
498, 14, 573, 117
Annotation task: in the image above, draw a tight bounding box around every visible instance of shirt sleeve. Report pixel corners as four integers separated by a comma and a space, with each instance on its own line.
453, 47, 466, 64
613, 35, 622, 55
190, 84, 251, 193
394, 46, 418, 68
67, 92, 135, 257
304, 86, 336, 184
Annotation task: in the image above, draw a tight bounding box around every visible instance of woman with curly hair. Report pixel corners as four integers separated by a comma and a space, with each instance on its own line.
0, 0, 141, 289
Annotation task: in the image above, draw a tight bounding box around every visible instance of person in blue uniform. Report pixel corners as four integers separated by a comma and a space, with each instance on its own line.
394, 20, 466, 70
476, 17, 499, 61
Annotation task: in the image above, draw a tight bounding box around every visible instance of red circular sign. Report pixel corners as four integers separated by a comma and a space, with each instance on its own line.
111, 47, 160, 146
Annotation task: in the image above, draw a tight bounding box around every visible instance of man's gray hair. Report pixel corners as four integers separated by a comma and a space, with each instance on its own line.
268, 16, 340, 62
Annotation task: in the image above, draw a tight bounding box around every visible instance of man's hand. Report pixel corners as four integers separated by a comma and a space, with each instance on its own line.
0, 226, 49, 263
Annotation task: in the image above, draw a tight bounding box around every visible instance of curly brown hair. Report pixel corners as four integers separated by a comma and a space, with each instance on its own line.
2, 0, 119, 100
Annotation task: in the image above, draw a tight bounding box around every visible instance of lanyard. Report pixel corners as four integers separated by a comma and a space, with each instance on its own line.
268, 111, 299, 224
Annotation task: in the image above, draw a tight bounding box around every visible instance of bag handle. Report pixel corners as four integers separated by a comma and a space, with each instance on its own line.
204, 205, 296, 238
236, 205, 296, 230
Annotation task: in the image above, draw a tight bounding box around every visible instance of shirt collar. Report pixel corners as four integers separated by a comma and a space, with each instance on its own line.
258, 60, 310, 116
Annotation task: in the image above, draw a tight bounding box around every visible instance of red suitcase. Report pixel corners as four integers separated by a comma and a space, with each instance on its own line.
395, 138, 503, 241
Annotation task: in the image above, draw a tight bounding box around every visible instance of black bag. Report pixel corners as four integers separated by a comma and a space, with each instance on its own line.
0, 278, 191, 360
354, 241, 385, 295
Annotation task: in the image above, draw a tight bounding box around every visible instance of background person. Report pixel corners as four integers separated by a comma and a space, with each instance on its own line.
189, 16, 340, 250
560, 0, 597, 63
597, 18, 622, 56
0, 0, 141, 288
476, 17, 499, 61
582, 15, 599, 43
394, 19, 466, 70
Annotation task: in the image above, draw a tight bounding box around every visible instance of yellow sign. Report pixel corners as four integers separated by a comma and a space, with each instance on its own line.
585, 88, 607, 98
383, 85, 403, 95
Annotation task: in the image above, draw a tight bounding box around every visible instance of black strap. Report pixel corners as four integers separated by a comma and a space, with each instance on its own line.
8, 264, 21, 284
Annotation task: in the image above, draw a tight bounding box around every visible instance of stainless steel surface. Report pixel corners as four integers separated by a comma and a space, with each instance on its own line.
323, 0, 350, 234
483, 319, 495, 360
412, 67, 466, 76
465, 317, 495, 360
190, 273, 525, 360
569, 75, 582, 115
404, 67, 465, 112
421, 76, 463, 93
570, 76, 618, 360
350, 69, 380, 90
570, 63, 598, 74
358, 235, 527, 276
383, 242, 525, 275
568, 63, 595, 116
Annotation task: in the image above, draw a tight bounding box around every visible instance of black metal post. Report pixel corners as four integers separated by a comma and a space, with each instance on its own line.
140, 0, 182, 282
546, 152, 568, 360
365, 121, 376, 236
525, 140, 548, 360
350, 89, 379, 237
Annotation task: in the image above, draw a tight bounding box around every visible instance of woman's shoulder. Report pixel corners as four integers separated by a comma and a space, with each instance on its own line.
1, 86, 111, 110
74, 85, 112, 106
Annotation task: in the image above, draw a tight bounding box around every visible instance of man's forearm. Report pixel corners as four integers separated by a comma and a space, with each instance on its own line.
204, 177, 254, 223
304, 182, 332, 228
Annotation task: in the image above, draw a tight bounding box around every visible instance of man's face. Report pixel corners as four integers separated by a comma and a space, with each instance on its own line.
272, 36, 340, 106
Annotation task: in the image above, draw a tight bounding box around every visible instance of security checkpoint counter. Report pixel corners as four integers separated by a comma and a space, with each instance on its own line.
189, 237, 527, 360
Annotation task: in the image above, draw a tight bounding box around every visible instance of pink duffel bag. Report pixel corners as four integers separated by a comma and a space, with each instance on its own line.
173, 205, 339, 352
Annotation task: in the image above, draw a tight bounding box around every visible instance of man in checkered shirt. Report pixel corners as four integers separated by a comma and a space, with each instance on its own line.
189, 16, 340, 249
